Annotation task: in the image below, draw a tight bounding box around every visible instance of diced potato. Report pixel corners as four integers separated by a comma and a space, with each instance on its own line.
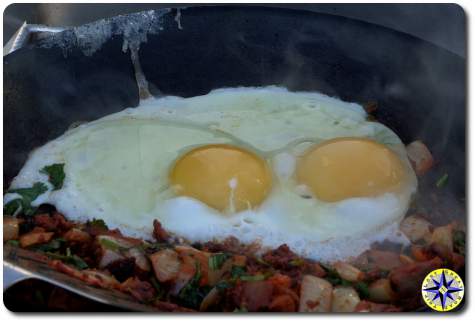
368, 279, 395, 303
125, 247, 151, 272
3, 216, 23, 241
400, 215, 432, 243
19, 231, 54, 248
171, 254, 198, 295
431, 225, 453, 252
298, 275, 333, 312
406, 140, 434, 176
334, 261, 364, 282
63, 228, 92, 243
331, 286, 360, 312
149, 249, 182, 282
98, 248, 124, 268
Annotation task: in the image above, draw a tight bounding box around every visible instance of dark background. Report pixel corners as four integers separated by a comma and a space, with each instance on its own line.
3, 3, 466, 58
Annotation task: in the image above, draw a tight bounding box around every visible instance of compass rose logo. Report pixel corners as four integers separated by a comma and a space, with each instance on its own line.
422, 268, 464, 312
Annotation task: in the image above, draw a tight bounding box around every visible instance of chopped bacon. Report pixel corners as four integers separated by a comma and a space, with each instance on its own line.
240, 280, 274, 312
269, 294, 296, 312
106, 258, 136, 282
153, 220, 170, 242
356, 250, 403, 271
262, 244, 298, 269
34, 212, 73, 232
389, 257, 443, 297
120, 277, 156, 303
50, 260, 120, 289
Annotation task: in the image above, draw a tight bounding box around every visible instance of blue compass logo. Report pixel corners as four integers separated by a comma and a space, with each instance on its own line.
422, 268, 464, 312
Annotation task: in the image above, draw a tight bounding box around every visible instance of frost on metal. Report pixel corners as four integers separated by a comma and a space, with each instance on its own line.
37, 9, 172, 57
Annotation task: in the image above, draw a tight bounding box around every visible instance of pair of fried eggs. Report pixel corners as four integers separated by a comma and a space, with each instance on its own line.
8, 87, 416, 262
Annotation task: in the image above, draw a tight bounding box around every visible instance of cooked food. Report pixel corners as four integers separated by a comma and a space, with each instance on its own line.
3, 87, 465, 312
5, 87, 416, 262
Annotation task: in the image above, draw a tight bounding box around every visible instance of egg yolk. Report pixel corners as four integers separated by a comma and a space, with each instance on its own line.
169, 144, 272, 212
296, 138, 406, 202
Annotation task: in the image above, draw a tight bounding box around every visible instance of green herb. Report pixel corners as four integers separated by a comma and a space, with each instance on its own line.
6, 240, 20, 247
150, 277, 165, 300
32, 238, 65, 252
240, 274, 267, 282
289, 258, 306, 267
98, 238, 123, 252
209, 253, 231, 270
354, 282, 370, 299
453, 230, 465, 256
230, 265, 247, 279
233, 307, 248, 312
40, 163, 65, 190
254, 257, 271, 267
88, 218, 108, 230
177, 262, 209, 309
46, 248, 88, 270
215, 280, 232, 291
323, 266, 344, 285
436, 173, 449, 188
4, 182, 48, 216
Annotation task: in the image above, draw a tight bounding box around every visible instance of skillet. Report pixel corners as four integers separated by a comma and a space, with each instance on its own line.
3, 6, 466, 310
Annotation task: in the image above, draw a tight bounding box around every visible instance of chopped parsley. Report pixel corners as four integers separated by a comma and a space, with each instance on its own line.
4, 182, 48, 216
40, 163, 65, 190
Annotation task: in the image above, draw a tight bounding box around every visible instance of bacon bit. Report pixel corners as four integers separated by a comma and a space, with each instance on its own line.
365, 250, 403, 271
153, 220, 170, 242
312, 263, 327, 278
120, 277, 156, 303
389, 257, 443, 297
406, 140, 434, 176
262, 244, 299, 269
106, 258, 136, 282
19, 231, 54, 248
411, 245, 436, 261
34, 212, 73, 232
241, 280, 274, 311
50, 260, 120, 289
269, 294, 296, 312
268, 273, 292, 289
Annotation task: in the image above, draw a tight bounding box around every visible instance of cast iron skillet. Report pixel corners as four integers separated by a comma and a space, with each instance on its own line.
3, 5, 466, 301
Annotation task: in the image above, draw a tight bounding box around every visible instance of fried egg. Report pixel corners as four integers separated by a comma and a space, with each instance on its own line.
6, 87, 416, 262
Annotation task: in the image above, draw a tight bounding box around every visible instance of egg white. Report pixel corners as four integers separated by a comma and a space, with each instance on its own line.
6, 87, 416, 262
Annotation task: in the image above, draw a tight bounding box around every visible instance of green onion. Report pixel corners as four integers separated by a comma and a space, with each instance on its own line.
209, 253, 231, 270
436, 173, 449, 188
